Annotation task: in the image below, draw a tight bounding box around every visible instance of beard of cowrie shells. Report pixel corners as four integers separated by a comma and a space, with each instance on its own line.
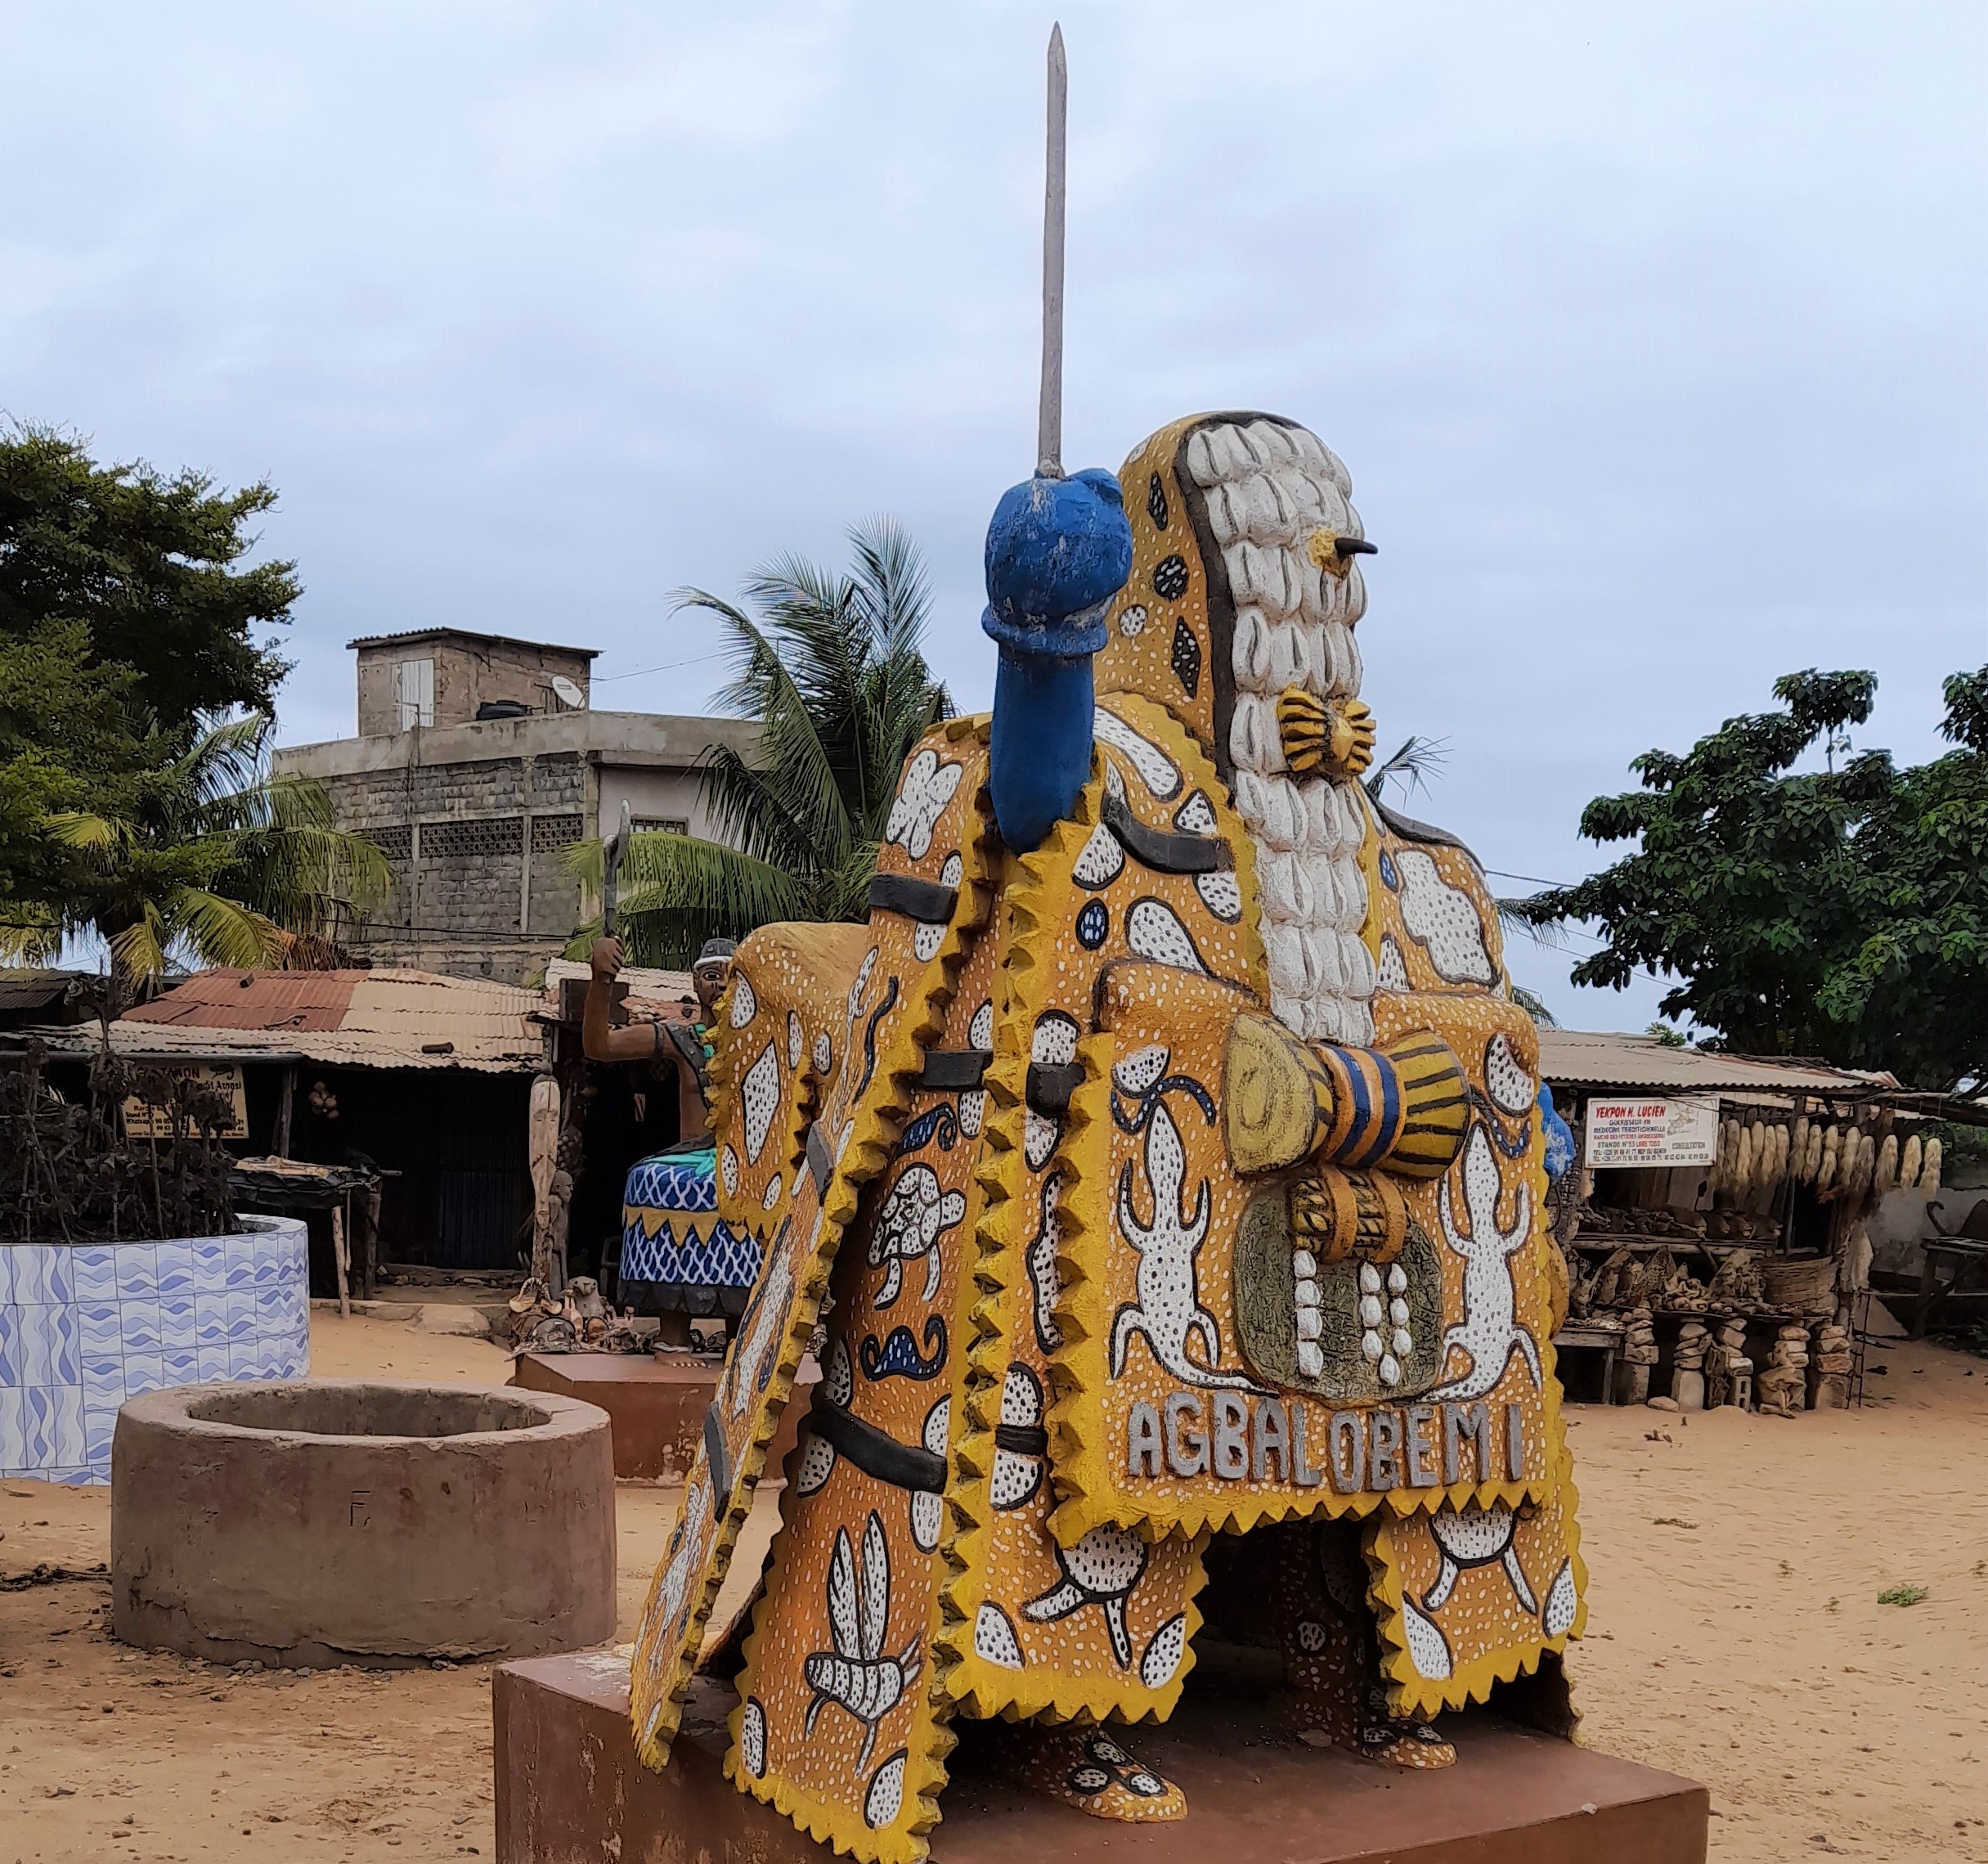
1182, 418, 1378, 1047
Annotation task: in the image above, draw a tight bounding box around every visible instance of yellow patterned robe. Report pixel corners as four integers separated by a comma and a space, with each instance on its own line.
630, 415, 1587, 1864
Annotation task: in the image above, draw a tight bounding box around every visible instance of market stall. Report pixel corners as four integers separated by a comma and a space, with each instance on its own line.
1537, 1032, 1941, 1413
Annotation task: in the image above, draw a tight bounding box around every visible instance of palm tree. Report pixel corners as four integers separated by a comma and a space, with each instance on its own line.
569, 519, 952, 968
5, 712, 390, 997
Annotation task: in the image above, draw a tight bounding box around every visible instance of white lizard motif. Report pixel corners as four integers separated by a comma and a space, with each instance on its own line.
1111, 1098, 1254, 1390
1425, 1125, 1541, 1402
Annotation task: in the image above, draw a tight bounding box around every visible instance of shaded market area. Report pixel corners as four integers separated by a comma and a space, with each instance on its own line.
1535, 1031, 1975, 1413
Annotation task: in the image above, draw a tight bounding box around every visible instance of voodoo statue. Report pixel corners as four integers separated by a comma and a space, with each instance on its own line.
627, 411, 1586, 1863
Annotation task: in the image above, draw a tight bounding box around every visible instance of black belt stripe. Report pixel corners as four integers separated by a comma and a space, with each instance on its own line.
805, 1121, 834, 1193
994, 1422, 1049, 1458
867, 872, 959, 924
1100, 792, 1234, 875
810, 1392, 946, 1494
702, 1404, 732, 1513
1025, 1060, 1085, 1119
920, 1048, 992, 1091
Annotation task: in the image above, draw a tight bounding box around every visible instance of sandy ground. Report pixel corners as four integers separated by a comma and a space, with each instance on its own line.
3, 1314, 1985, 1863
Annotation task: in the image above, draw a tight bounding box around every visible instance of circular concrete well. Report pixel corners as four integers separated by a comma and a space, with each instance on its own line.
111, 1380, 616, 1668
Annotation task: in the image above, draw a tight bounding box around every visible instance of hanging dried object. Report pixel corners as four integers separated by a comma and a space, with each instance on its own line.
1713, 1118, 1736, 1191
1847, 1131, 1876, 1203
1734, 1121, 1757, 1197
1838, 1129, 1862, 1202
1873, 1134, 1898, 1197
1816, 1125, 1841, 1195
1748, 1125, 1775, 1214
1790, 1116, 1811, 1182
1900, 1132, 1923, 1190
1921, 1136, 1943, 1197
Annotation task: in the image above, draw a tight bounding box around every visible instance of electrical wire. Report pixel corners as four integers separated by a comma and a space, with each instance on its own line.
591, 649, 729, 684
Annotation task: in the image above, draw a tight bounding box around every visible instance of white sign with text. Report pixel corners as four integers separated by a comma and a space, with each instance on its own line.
1583, 1096, 1720, 1167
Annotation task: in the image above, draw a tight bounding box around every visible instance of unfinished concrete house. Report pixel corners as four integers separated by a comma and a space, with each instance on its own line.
274, 628, 756, 983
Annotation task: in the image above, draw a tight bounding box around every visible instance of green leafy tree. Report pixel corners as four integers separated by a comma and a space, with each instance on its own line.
1521, 668, 1988, 1092
569, 519, 952, 967
0, 424, 298, 725
4, 713, 390, 995
0, 618, 147, 938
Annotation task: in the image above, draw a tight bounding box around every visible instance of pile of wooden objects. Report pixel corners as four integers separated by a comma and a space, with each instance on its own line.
1571, 1237, 1788, 1318
505, 1274, 648, 1355
1567, 1200, 1780, 1243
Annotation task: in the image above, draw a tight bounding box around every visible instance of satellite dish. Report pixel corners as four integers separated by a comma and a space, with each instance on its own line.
550, 675, 585, 709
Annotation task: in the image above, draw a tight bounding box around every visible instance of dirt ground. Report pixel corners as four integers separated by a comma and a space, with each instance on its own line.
4, 1313, 1985, 1863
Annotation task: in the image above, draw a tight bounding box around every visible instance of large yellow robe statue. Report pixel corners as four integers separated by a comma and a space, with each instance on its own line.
628, 412, 1586, 1863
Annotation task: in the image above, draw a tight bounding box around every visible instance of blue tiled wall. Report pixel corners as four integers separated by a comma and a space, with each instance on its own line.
0, 1215, 309, 1483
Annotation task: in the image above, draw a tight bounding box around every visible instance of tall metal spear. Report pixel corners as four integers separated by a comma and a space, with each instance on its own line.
1036, 23, 1066, 481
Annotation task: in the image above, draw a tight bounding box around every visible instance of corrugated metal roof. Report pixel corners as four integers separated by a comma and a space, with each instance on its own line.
1537, 1030, 1890, 1096
123, 970, 359, 1030
541, 958, 694, 1017
19, 968, 545, 1072
345, 627, 599, 658
0, 974, 79, 1012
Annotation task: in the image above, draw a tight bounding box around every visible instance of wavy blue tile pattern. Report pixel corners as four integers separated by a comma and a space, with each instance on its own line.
0, 1216, 308, 1483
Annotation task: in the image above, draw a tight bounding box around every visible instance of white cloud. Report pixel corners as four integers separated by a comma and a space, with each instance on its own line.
1, 0, 1980, 1029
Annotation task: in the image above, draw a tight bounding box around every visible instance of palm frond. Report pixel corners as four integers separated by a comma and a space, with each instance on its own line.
566, 833, 812, 968
0, 903, 69, 968
175, 713, 274, 813
1364, 734, 1450, 802
846, 515, 932, 667
621, 523, 948, 959
43, 811, 133, 858
674, 587, 854, 862
163, 887, 286, 973
38, 716, 385, 988
1510, 982, 1559, 1029
107, 905, 173, 988
1497, 896, 1568, 950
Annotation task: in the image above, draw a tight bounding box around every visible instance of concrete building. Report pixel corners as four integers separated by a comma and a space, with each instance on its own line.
275, 628, 756, 983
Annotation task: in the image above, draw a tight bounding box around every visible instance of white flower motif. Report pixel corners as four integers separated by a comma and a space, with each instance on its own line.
884, 749, 964, 861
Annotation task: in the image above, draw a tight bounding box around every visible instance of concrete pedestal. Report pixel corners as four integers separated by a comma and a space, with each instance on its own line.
511, 1352, 815, 1481
494, 1653, 1708, 1864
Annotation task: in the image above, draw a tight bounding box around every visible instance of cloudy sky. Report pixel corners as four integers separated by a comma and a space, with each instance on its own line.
4, 2, 1981, 1026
